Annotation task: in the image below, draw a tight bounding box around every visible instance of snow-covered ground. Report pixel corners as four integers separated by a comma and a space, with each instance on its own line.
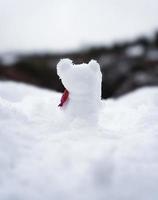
0, 81, 158, 200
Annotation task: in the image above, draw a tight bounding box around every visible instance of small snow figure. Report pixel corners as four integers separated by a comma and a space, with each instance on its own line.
57, 58, 102, 125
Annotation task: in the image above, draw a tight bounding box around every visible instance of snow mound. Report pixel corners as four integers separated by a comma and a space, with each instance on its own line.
0, 81, 158, 200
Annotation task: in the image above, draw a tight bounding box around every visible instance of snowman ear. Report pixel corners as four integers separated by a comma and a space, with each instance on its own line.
89, 60, 100, 72
57, 58, 73, 77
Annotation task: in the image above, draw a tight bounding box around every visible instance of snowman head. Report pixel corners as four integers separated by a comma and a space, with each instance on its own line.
57, 58, 102, 96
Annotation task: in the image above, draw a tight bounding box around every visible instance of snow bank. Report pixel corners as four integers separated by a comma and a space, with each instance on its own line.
0, 81, 158, 200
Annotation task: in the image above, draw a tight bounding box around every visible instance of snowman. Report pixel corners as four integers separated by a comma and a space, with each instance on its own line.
57, 58, 102, 125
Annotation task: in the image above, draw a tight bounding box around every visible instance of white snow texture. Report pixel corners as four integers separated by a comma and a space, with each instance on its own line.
0, 80, 158, 200
57, 59, 102, 125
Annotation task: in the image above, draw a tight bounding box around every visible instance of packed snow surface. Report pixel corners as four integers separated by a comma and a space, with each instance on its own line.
0, 81, 158, 200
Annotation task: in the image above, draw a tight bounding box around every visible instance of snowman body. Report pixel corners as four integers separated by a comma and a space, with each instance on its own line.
57, 59, 102, 124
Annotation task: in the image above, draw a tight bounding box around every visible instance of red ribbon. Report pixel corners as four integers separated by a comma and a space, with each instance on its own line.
58, 89, 69, 107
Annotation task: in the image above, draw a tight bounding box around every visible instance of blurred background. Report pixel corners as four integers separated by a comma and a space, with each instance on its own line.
0, 0, 158, 98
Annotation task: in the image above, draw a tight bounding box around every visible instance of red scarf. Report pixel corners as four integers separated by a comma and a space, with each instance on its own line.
58, 89, 69, 107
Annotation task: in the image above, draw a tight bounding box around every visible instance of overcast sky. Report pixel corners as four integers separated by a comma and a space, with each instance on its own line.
0, 0, 157, 53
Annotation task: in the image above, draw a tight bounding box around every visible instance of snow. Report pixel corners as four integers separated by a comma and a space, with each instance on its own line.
57, 59, 102, 124
125, 45, 144, 57
0, 81, 158, 200
0, 53, 18, 66
147, 49, 158, 61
